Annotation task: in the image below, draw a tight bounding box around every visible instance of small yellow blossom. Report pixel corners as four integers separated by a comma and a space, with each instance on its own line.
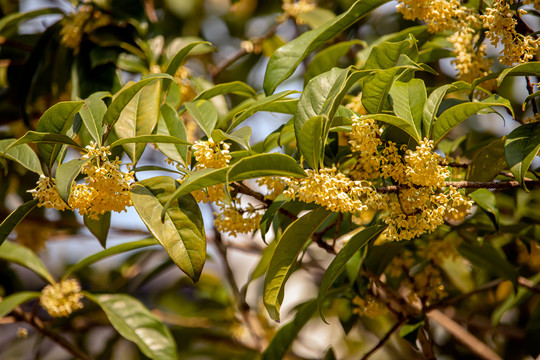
352, 295, 387, 318
29, 175, 70, 211
214, 202, 263, 237
192, 139, 231, 170
448, 30, 493, 83
346, 93, 368, 115
403, 138, 449, 188
17, 327, 28, 338
282, 0, 316, 24
256, 176, 286, 200
40, 279, 84, 318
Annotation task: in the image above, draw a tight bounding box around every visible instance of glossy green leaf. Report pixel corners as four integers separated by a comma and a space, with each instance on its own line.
211, 127, 251, 151
0, 292, 41, 318
261, 299, 317, 360
55, 158, 90, 204
103, 74, 173, 127
165, 41, 212, 78
184, 100, 218, 138
109, 135, 191, 149
389, 79, 426, 138
79, 92, 108, 144
84, 212, 111, 248
0, 241, 55, 284
0, 139, 42, 174
432, 95, 513, 145
263, 0, 388, 95
131, 177, 206, 282
86, 293, 177, 360
228, 91, 299, 131
522, 89, 540, 111
33, 101, 85, 170
193, 81, 256, 101
360, 114, 421, 142
317, 225, 386, 322
458, 241, 518, 289
304, 40, 365, 84
114, 80, 161, 163
297, 7, 336, 29
298, 115, 324, 170
505, 122, 540, 189
264, 207, 332, 321
469, 189, 499, 229
155, 103, 189, 165
423, 84, 455, 138
365, 35, 419, 70
0, 199, 39, 247
259, 194, 290, 242
497, 62, 540, 86
399, 318, 424, 347
62, 238, 158, 279
465, 138, 506, 183
226, 153, 307, 184
8, 131, 83, 151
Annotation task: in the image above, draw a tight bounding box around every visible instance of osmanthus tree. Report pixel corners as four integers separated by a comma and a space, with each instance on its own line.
1, 0, 540, 358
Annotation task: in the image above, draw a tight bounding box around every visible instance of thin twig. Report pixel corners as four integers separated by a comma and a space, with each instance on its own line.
12, 307, 91, 360
361, 320, 406, 360
376, 180, 540, 193
525, 76, 538, 116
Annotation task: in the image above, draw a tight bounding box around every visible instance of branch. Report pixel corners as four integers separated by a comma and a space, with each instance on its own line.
361, 320, 405, 360
376, 180, 540, 193
12, 307, 91, 360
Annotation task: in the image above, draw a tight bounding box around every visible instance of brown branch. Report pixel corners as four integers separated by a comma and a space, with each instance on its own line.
361, 320, 406, 360
12, 307, 91, 360
376, 180, 540, 193
526, 76, 539, 116
210, 20, 282, 79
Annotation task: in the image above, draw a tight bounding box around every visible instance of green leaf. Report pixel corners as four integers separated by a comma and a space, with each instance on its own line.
361, 67, 408, 114
365, 35, 419, 70
299, 115, 325, 170
259, 194, 290, 242
62, 238, 158, 279
0, 199, 39, 247
211, 127, 251, 151
228, 91, 299, 131
399, 318, 424, 348
79, 92, 108, 145
109, 135, 191, 149
465, 138, 506, 183
0, 241, 55, 284
264, 207, 332, 321
193, 81, 256, 101
263, 0, 388, 95
55, 158, 90, 205
297, 7, 336, 29
458, 241, 518, 289
261, 299, 317, 360
505, 122, 540, 190
492, 273, 540, 325
86, 293, 177, 360
432, 95, 514, 145
389, 79, 426, 138
469, 189, 499, 229
165, 41, 212, 78
304, 40, 365, 85
32, 101, 85, 170
317, 225, 386, 322
131, 177, 206, 282
155, 103, 189, 165
84, 212, 111, 248
0, 139, 42, 174
8, 131, 83, 151
184, 100, 218, 138
423, 84, 456, 139
361, 114, 421, 142
0, 8, 63, 35
497, 62, 540, 87
103, 74, 173, 127
114, 80, 161, 163
0, 292, 41, 318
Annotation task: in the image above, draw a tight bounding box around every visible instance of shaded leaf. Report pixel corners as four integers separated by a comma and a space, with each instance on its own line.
8, 131, 83, 151
79, 92, 109, 144
361, 114, 421, 142
165, 41, 212, 78
109, 135, 191, 149
0, 292, 41, 318
131, 177, 206, 282
84, 212, 111, 248
184, 100, 218, 138
86, 293, 177, 360
0, 240, 55, 284
492, 273, 540, 325
304, 40, 365, 84
0, 139, 42, 174
465, 138, 506, 184
211, 127, 251, 151
155, 103, 189, 165
55, 158, 90, 204
470, 189, 499, 230
0, 200, 39, 247
497, 62, 540, 86
261, 299, 317, 360
263, 0, 388, 95
193, 81, 256, 101
62, 238, 158, 279
505, 122, 540, 189
423, 85, 455, 139
365, 35, 418, 70
264, 207, 332, 321
299, 115, 325, 170
389, 79, 426, 138
317, 225, 386, 322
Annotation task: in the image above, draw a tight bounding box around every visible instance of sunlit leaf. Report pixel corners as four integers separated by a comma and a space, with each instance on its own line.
0, 241, 55, 284
360, 114, 421, 142
184, 100, 218, 138
109, 135, 191, 149
497, 62, 540, 86
423, 84, 456, 139
469, 189, 499, 229
304, 40, 365, 84
55, 158, 90, 204
193, 81, 256, 101
79, 92, 109, 145
0, 292, 41, 318
155, 103, 189, 165
0, 139, 42, 174
389, 79, 426, 138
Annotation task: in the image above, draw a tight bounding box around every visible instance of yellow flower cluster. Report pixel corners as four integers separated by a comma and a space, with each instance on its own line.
481, 0, 540, 66
396, 0, 475, 33
214, 202, 263, 237
191, 139, 231, 203
349, 116, 383, 180
256, 176, 287, 200
29, 142, 134, 220
352, 295, 387, 318
284, 167, 385, 214
282, 0, 316, 24
418, 237, 462, 266
29, 175, 70, 211
40, 279, 84, 318
448, 30, 493, 83
70, 143, 134, 220
346, 93, 368, 115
